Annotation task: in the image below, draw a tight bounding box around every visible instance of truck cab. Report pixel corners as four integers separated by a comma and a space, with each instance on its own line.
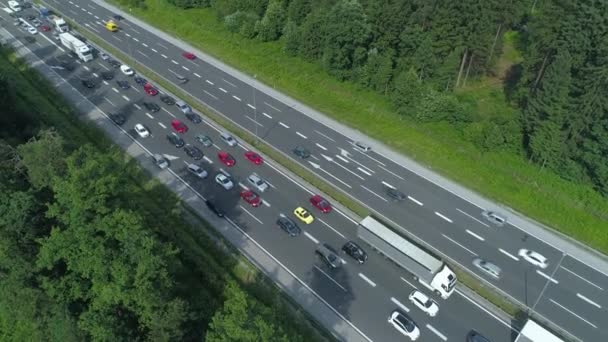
429, 265, 457, 299
105, 20, 118, 32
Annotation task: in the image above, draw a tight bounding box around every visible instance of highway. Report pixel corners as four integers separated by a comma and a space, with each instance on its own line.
7, 1, 608, 341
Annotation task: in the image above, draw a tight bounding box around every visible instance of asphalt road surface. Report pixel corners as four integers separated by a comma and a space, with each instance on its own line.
6, 1, 608, 341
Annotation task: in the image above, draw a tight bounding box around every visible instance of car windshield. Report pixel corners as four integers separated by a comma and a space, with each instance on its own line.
424, 299, 432, 308
327, 254, 337, 263
396, 316, 414, 332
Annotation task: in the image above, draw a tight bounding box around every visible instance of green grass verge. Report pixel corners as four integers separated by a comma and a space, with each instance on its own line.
55, 7, 545, 319
102, 0, 608, 254
1, 40, 334, 342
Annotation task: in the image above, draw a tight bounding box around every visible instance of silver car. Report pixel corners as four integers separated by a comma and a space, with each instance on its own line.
247, 173, 268, 192
187, 163, 208, 178
473, 258, 501, 279
215, 173, 233, 190
481, 210, 507, 227
152, 154, 169, 169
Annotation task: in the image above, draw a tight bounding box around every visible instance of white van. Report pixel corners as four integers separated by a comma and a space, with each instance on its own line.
8, 1, 22, 12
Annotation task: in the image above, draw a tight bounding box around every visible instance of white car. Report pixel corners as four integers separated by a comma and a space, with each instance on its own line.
518, 249, 549, 269
388, 310, 420, 340
134, 124, 150, 138
120, 64, 134, 76
408, 290, 439, 317
247, 173, 268, 192
215, 173, 233, 190
27, 27, 37, 34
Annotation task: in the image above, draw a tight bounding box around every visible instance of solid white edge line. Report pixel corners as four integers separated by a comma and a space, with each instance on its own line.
560, 266, 604, 290
549, 299, 597, 329
358, 273, 377, 287
455, 290, 513, 330
313, 265, 347, 292
456, 208, 490, 228
442, 234, 477, 256
400, 277, 418, 289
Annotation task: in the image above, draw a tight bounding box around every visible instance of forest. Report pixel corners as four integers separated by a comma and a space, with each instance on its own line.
0, 48, 322, 341
119, 0, 607, 197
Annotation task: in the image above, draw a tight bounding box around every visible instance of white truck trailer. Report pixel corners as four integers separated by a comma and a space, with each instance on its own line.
59, 33, 92, 62
514, 319, 564, 342
53, 17, 69, 33
357, 216, 457, 299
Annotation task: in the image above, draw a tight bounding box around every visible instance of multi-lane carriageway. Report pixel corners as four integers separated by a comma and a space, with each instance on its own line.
7, 1, 608, 341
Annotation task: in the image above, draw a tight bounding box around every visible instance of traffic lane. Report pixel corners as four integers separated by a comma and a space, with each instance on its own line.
560, 255, 608, 294
546, 266, 607, 315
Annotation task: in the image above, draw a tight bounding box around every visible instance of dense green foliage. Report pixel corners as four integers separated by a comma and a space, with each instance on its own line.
124, 0, 608, 197
0, 49, 324, 342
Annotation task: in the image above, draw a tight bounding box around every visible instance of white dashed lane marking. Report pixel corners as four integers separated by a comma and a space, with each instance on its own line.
435, 212, 453, 223
296, 132, 308, 139
358, 273, 376, 287
390, 297, 410, 312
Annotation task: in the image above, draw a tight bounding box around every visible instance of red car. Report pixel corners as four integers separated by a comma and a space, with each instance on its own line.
40, 25, 51, 32
244, 151, 263, 165
218, 151, 236, 167
182, 52, 196, 60
171, 119, 188, 133
240, 190, 261, 207
143, 83, 158, 96
310, 195, 332, 213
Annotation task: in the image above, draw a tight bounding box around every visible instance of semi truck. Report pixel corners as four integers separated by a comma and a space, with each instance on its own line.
357, 216, 457, 299
514, 319, 564, 342
53, 17, 68, 32
59, 33, 93, 62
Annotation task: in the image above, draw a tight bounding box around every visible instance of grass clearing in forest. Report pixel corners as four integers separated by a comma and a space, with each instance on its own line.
106, 2, 608, 253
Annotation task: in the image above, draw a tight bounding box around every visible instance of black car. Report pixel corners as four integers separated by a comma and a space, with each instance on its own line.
60, 61, 75, 71
116, 80, 130, 89
185, 113, 202, 124
108, 59, 121, 68
386, 187, 406, 201
342, 241, 367, 264
466, 330, 491, 342
109, 113, 126, 125
276, 216, 301, 237
184, 145, 203, 160
293, 146, 311, 159
205, 200, 224, 218
315, 243, 342, 269
24, 36, 36, 44
81, 78, 96, 89
26, 15, 36, 21
143, 102, 160, 112
166, 133, 185, 148
134, 75, 147, 85
176, 75, 188, 84
101, 71, 114, 80
160, 95, 175, 105
113, 14, 124, 20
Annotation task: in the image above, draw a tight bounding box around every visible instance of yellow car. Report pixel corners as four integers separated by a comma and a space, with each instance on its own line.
105, 20, 118, 32
294, 207, 314, 224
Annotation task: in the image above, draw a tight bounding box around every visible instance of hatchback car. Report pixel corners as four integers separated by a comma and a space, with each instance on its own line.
315, 243, 342, 269
152, 154, 169, 169
40, 25, 50, 32
81, 78, 96, 88
408, 290, 439, 317
160, 95, 175, 105
386, 187, 406, 201
101, 71, 114, 80
205, 200, 224, 218
310, 195, 331, 213
176, 100, 192, 114
144, 83, 158, 96
240, 190, 262, 207
171, 119, 188, 133
342, 241, 367, 264
134, 75, 147, 85
293, 146, 311, 159
108, 59, 122, 68
466, 330, 491, 342
31, 19, 41, 27
247, 173, 269, 192
388, 310, 420, 340
184, 144, 204, 160
218, 151, 236, 167
27, 26, 37, 34
244, 151, 263, 165
196, 134, 213, 147
120, 64, 134, 76
185, 113, 202, 124
220, 132, 237, 147
143, 102, 160, 112
116, 80, 130, 89
482, 210, 507, 227
109, 113, 126, 126
182, 51, 196, 60
293, 207, 313, 224
215, 173, 234, 190
276, 216, 301, 237
187, 163, 208, 178
354, 141, 372, 152
100, 52, 110, 61
166, 133, 185, 148
473, 257, 502, 279
518, 249, 549, 269
176, 75, 189, 84
134, 124, 149, 138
